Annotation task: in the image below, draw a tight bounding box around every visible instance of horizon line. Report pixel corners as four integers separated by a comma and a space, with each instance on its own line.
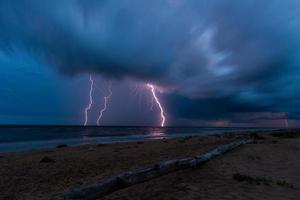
0, 124, 278, 129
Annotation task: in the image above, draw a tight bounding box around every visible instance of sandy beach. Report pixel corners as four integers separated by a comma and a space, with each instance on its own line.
0, 130, 299, 200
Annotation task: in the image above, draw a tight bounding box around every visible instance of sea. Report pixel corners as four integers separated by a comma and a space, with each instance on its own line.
0, 126, 270, 152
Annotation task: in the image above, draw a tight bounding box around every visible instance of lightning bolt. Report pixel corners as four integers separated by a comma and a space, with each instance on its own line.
147, 83, 166, 127
150, 97, 154, 111
97, 82, 113, 126
284, 112, 289, 129
84, 75, 94, 126
284, 119, 289, 129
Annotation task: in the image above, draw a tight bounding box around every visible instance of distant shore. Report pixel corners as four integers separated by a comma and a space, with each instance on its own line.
0, 130, 299, 200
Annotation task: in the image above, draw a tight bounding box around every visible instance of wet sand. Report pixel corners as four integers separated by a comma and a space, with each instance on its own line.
0, 130, 299, 200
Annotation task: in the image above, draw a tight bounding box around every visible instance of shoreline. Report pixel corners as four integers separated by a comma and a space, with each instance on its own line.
0, 127, 274, 153
0, 130, 299, 200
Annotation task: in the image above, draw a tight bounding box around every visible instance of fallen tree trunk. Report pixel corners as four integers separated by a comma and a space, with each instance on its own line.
59, 137, 254, 200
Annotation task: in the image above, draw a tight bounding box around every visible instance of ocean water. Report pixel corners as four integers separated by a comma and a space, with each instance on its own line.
0, 126, 266, 152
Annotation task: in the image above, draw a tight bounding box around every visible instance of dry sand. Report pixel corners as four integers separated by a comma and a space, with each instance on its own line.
0, 130, 299, 200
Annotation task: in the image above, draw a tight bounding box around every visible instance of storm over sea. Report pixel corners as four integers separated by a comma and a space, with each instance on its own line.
0, 126, 269, 152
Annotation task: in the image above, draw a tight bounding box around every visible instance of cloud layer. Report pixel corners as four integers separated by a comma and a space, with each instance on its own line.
1, 0, 300, 124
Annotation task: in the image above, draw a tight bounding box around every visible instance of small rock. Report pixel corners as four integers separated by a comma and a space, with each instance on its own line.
88, 147, 96, 151
184, 136, 193, 140
76, 181, 83, 186
56, 144, 68, 148
250, 132, 266, 140
40, 156, 55, 163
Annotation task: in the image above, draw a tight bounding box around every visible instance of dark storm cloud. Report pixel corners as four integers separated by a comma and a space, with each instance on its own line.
165, 93, 272, 120
0, 0, 300, 122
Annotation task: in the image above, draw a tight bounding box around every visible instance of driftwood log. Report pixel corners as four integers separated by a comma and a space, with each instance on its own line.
59, 137, 254, 200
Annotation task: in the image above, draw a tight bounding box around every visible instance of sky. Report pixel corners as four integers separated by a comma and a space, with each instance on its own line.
0, 0, 300, 127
